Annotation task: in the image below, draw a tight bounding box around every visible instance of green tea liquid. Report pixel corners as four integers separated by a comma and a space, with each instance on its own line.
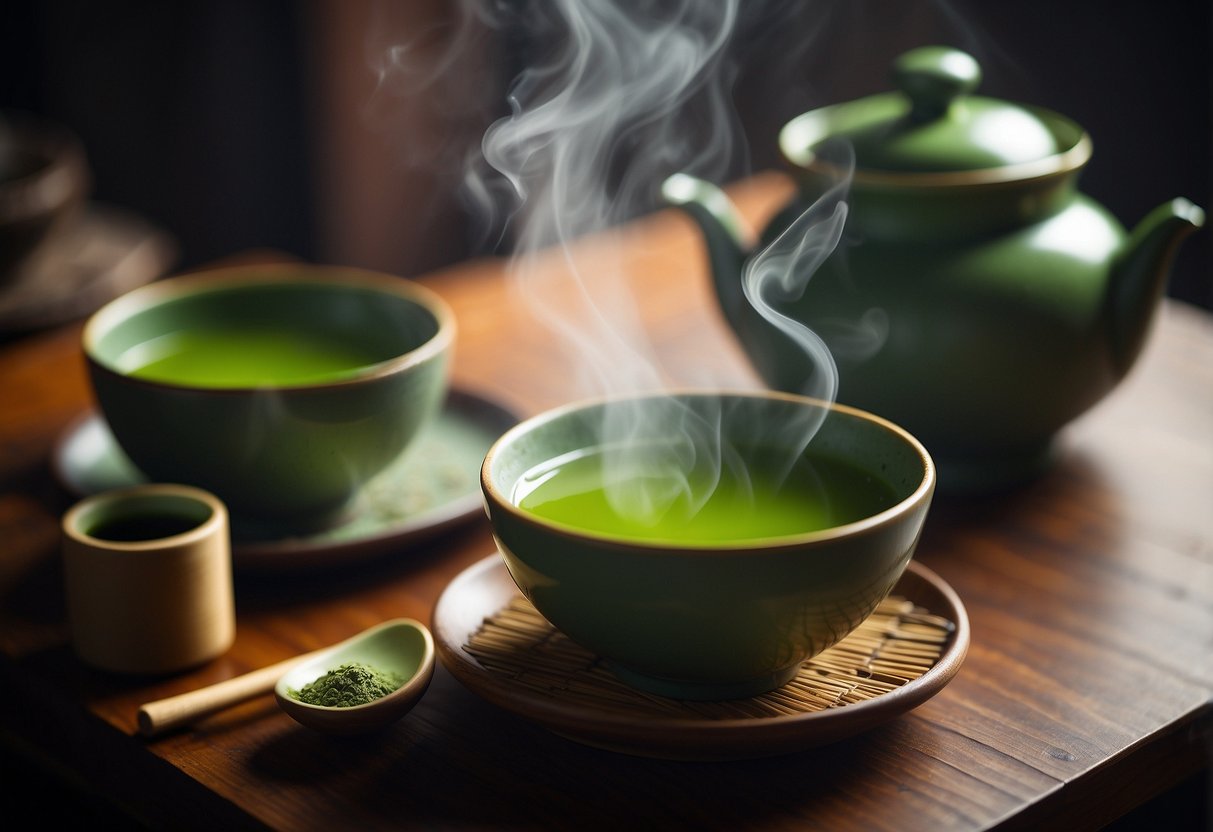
117, 326, 383, 387
515, 446, 896, 543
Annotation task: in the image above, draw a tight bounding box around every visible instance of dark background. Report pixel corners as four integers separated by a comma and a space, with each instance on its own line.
1, 0, 1208, 309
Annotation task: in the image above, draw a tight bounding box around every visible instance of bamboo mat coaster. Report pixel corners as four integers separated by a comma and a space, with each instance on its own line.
463, 595, 955, 719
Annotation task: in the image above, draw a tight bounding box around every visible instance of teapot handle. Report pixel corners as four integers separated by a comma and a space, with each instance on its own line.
893, 46, 982, 122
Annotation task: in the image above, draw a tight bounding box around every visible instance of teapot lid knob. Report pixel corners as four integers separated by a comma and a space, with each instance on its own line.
892, 46, 982, 121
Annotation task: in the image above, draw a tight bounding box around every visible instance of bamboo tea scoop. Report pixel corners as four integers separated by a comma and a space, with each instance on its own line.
137, 618, 436, 738
137, 649, 322, 737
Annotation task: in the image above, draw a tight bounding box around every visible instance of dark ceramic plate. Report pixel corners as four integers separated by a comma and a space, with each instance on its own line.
433, 553, 970, 761
52, 388, 518, 571
0, 203, 177, 333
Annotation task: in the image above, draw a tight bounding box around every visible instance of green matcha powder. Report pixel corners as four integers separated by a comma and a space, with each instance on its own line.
289, 662, 405, 707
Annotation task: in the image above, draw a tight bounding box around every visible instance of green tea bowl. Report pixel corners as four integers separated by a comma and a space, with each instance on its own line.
84, 263, 454, 528
481, 390, 935, 701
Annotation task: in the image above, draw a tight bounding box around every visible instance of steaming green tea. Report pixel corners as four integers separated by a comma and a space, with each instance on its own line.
87, 512, 205, 542
514, 446, 897, 543
118, 325, 384, 387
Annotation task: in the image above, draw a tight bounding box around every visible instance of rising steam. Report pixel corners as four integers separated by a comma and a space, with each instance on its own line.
461, 0, 744, 403
738, 141, 854, 469
391, 0, 854, 525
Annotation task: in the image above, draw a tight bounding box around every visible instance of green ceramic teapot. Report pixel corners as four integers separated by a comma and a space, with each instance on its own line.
664, 45, 1205, 494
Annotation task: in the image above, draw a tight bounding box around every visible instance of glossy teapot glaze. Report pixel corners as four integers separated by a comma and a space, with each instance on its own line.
665, 46, 1205, 494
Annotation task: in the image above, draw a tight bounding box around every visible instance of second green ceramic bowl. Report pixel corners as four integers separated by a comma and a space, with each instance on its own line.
83, 263, 454, 527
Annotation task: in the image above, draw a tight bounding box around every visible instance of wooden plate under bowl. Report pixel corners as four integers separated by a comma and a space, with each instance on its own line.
433, 553, 970, 761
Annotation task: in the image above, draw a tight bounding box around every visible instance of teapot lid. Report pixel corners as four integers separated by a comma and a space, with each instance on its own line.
781, 46, 1090, 178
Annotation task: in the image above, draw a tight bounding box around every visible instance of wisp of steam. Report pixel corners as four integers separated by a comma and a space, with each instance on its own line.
425, 0, 854, 526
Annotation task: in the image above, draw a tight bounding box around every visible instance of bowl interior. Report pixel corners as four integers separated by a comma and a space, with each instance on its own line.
489, 392, 930, 546
86, 272, 445, 388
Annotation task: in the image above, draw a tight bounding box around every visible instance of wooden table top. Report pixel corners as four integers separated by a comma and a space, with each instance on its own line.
0, 171, 1209, 830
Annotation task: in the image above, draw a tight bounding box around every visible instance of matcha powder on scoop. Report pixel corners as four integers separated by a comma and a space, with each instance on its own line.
288, 662, 405, 707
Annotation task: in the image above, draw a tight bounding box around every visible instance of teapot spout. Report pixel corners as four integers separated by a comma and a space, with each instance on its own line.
662, 174, 752, 321
1108, 198, 1206, 376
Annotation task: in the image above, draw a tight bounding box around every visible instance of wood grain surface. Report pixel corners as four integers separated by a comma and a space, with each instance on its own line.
0, 171, 1209, 830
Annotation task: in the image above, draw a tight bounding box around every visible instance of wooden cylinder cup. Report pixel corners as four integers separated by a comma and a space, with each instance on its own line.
61, 483, 236, 675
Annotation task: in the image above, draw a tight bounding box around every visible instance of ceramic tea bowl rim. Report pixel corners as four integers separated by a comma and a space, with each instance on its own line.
482, 388, 936, 555
62, 482, 227, 553
82, 263, 456, 394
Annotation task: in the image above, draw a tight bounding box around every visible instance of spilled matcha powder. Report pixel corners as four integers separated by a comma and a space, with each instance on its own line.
289, 662, 405, 707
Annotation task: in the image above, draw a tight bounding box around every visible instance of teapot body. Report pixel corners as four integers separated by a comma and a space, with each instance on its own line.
741, 184, 1127, 492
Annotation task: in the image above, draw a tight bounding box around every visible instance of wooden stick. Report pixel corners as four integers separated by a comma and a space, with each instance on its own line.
136, 648, 327, 738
